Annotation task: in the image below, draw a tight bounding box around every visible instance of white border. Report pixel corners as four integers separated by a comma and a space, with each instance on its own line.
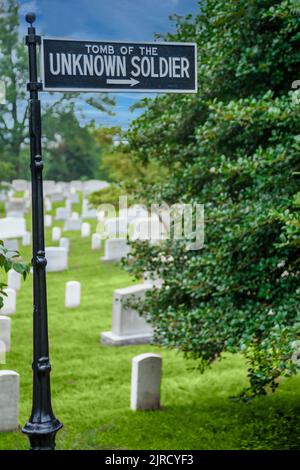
40, 37, 198, 94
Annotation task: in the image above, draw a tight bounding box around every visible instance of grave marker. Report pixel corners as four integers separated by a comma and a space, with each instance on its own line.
0, 316, 11, 352
0, 288, 17, 315
131, 353, 162, 411
65, 281, 81, 308
0, 371, 19, 432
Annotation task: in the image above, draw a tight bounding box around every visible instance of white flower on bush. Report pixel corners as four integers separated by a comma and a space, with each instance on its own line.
277, 260, 285, 268
281, 270, 289, 278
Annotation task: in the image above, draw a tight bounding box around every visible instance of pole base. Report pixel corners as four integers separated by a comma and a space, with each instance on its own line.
22, 419, 63, 450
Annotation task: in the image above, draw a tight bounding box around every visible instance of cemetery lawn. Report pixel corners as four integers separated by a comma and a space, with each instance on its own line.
1, 199, 300, 450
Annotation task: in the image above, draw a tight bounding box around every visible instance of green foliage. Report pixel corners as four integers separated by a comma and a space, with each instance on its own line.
124, 0, 300, 396
0, 160, 13, 180
43, 110, 100, 181
89, 184, 135, 208
92, 125, 123, 181
0, 240, 30, 309
0, 0, 28, 178
89, 125, 169, 208
0, 0, 114, 179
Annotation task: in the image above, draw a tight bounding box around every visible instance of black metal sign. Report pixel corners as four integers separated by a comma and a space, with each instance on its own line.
41, 38, 197, 93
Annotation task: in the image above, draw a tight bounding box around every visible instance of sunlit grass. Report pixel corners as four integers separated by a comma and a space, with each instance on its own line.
1, 197, 300, 450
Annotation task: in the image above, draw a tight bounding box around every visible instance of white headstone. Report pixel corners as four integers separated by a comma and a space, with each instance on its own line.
70, 180, 83, 192
102, 238, 130, 261
105, 217, 128, 237
7, 270, 21, 291
65, 199, 72, 213
44, 197, 52, 212
52, 227, 61, 241
0, 288, 16, 315
0, 191, 7, 203
91, 233, 101, 250
43, 180, 56, 195
64, 218, 82, 231
101, 284, 153, 345
131, 353, 162, 411
55, 207, 69, 221
5, 198, 26, 217
68, 192, 79, 204
22, 231, 31, 246
0, 371, 19, 432
0, 217, 26, 239
12, 179, 28, 192
0, 316, 11, 352
82, 198, 97, 219
45, 214, 53, 228
59, 237, 70, 252
56, 182, 69, 193
50, 191, 64, 203
3, 239, 19, 252
45, 247, 68, 272
65, 281, 81, 308
81, 222, 91, 238
0, 340, 5, 364
83, 180, 109, 194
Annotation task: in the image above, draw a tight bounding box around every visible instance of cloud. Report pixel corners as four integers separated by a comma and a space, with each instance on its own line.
18, 0, 199, 129
19, 0, 39, 16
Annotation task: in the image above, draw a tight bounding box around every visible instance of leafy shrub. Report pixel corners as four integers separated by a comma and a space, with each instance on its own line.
124, 0, 300, 396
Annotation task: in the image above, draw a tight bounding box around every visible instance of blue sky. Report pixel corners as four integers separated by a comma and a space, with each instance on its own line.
18, 0, 199, 129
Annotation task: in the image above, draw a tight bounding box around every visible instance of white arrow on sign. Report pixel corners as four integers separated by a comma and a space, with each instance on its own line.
106, 77, 140, 87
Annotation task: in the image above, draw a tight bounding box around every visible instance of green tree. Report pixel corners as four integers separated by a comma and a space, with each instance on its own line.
89, 126, 169, 207
0, 0, 28, 177
92, 125, 123, 181
43, 109, 100, 181
125, 0, 300, 396
0, 0, 114, 179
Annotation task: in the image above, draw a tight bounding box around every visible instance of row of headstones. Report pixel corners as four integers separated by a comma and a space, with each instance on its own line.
0, 262, 156, 330
0, 267, 24, 419
7, 179, 109, 195
0, 251, 157, 360
0, 187, 97, 251
0, 352, 162, 432
0, 275, 158, 348
53, 199, 169, 241
5, 194, 97, 220
45, 230, 102, 273
0, 269, 23, 317
3, 178, 107, 221
0, 263, 163, 434
2, 195, 166, 256
46, 234, 128, 274
0, 223, 91, 351
0, 281, 82, 374
0, 216, 29, 251
100, 209, 170, 241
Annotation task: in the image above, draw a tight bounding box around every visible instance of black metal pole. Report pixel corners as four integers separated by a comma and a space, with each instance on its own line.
22, 12, 63, 450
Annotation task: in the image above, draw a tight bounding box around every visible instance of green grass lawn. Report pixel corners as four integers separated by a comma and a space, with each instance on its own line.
1, 198, 300, 450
